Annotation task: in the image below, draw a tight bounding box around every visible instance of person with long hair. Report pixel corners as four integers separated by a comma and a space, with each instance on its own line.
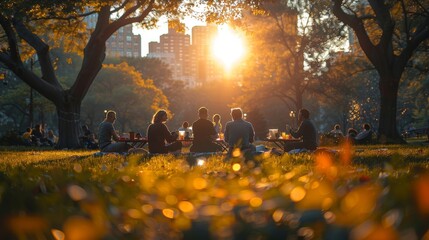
147, 110, 182, 154
212, 114, 222, 134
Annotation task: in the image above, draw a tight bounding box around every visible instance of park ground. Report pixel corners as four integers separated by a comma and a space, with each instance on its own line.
0, 139, 428, 239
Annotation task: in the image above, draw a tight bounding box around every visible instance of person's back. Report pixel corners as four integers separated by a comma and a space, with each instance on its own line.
98, 121, 114, 150
22, 128, 32, 146
355, 123, 372, 144
47, 130, 57, 146
147, 122, 172, 153
224, 108, 255, 151
147, 110, 181, 154
190, 107, 221, 152
330, 124, 343, 137
32, 125, 43, 139
22, 128, 32, 140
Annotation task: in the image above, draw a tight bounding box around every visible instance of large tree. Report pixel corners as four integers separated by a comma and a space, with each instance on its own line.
332, 0, 429, 143
235, 0, 343, 115
0, 0, 263, 148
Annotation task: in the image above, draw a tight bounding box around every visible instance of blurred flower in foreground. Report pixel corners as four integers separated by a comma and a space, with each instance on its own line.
413, 173, 429, 216
336, 183, 381, 226
7, 215, 47, 236
351, 221, 398, 240
340, 140, 352, 166
63, 216, 101, 240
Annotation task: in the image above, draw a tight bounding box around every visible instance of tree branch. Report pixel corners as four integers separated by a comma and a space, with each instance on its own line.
332, 0, 377, 65
400, 0, 410, 42
105, 0, 155, 39
368, 0, 395, 53
32, 10, 97, 21
12, 19, 62, 89
397, 16, 429, 78
0, 14, 22, 64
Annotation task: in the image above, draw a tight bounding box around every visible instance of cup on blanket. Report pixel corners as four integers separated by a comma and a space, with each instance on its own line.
269, 129, 278, 139
179, 130, 185, 140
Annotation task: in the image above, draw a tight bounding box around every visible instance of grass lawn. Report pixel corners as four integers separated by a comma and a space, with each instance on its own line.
0, 142, 428, 239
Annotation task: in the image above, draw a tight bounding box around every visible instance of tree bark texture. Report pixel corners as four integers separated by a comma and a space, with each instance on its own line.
56, 101, 82, 149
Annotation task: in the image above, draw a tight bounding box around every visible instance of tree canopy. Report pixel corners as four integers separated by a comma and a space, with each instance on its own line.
332, 0, 429, 143
0, 0, 265, 148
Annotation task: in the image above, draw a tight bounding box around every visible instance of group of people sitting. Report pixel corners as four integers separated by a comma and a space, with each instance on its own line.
98, 107, 256, 155
22, 124, 57, 147
97, 107, 375, 156
326, 123, 373, 145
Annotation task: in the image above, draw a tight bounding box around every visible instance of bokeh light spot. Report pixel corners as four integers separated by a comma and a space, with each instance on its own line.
162, 208, 175, 219
290, 186, 306, 202
178, 201, 195, 213
193, 177, 207, 190
141, 204, 153, 214
67, 185, 87, 201
272, 209, 284, 222
249, 197, 263, 207
232, 148, 241, 157
127, 209, 142, 219
232, 163, 241, 172
51, 229, 65, 240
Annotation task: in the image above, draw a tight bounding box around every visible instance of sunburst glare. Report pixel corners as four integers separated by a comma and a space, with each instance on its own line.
212, 25, 245, 70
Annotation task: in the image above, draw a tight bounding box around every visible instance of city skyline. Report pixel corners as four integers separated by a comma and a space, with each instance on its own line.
135, 17, 206, 56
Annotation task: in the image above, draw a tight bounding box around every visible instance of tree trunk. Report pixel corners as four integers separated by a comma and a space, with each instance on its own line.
378, 77, 406, 144
56, 101, 82, 149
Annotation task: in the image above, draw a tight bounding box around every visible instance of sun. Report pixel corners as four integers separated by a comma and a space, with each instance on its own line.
212, 26, 245, 69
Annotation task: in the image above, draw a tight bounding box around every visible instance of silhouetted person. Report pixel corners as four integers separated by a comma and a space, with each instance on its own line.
190, 107, 222, 152
147, 110, 182, 154
98, 110, 132, 153
224, 108, 256, 153
354, 123, 373, 144
22, 128, 33, 146
213, 114, 222, 134
284, 109, 318, 152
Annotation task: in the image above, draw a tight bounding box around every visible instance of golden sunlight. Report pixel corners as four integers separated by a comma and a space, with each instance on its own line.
212, 26, 245, 69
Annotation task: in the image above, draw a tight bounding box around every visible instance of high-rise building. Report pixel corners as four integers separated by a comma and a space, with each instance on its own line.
106, 25, 141, 58
84, 14, 141, 58
147, 22, 231, 87
147, 21, 197, 87
192, 24, 223, 83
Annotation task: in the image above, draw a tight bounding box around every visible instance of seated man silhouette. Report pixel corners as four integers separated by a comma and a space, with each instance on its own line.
284, 109, 318, 152
98, 110, 132, 153
190, 107, 222, 152
354, 123, 373, 144
224, 108, 256, 154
